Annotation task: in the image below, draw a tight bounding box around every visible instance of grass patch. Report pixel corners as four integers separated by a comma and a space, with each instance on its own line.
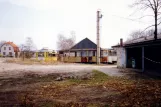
69, 70, 109, 85
92, 70, 109, 81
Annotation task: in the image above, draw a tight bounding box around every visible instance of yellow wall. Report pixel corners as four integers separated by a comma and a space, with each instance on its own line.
92, 57, 96, 62
45, 57, 57, 62
35, 52, 57, 62
75, 57, 81, 62
63, 57, 81, 63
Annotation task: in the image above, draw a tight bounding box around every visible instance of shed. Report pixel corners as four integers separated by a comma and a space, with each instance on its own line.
113, 35, 161, 72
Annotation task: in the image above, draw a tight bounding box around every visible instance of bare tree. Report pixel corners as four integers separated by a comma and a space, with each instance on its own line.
128, 30, 146, 40
19, 44, 25, 51
127, 29, 161, 41
19, 44, 25, 60
132, 0, 161, 40
127, 28, 161, 41
0, 41, 6, 56
24, 37, 35, 52
0, 41, 6, 48
57, 32, 76, 50
23, 37, 36, 58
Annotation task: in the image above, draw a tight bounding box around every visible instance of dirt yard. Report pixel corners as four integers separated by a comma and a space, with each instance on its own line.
0, 58, 161, 107
0, 58, 123, 79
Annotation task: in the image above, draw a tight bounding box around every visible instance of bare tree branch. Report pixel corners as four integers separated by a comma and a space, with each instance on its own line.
147, 0, 155, 11
156, 0, 159, 7
137, 15, 154, 19
0, 41, 6, 48
157, 5, 161, 11
57, 32, 76, 50
153, 0, 157, 8
148, 0, 155, 10
157, 21, 161, 25
22, 37, 36, 58
157, 16, 161, 20
127, 29, 156, 41
131, 0, 161, 40
142, 25, 155, 32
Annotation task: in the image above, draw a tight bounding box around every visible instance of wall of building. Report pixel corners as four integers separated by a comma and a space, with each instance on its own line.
102, 50, 108, 57
1, 44, 15, 57
63, 51, 96, 57
115, 47, 126, 68
77, 51, 81, 57
59, 50, 109, 63
64, 52, 75, 57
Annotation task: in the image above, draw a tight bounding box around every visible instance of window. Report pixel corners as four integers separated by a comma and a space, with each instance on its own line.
9, 52, 12, 56
9, 47, 11, 50
3, 52, 5, 55
88, 51, 93, 57
76, 52, 81, 57
4, 47, 6, 50
82, 51, 87, 57
93, 51, 95, 56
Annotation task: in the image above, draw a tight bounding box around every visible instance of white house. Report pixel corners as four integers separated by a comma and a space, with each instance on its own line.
0, 42, 20, 57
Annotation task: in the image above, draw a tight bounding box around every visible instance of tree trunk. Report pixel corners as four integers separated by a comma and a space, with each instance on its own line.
23, 51, 25, 61
154, 9, 158, 40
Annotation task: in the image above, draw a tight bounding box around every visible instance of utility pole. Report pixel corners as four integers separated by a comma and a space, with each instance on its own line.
97, 10, 102, 65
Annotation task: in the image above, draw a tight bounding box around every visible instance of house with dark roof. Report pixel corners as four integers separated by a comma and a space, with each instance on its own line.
0, 42, 20, 57
112, 35, 161, 72
59, 38, 109, 63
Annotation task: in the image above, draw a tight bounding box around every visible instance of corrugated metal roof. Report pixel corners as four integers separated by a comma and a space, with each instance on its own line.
125, 34, 161, 45
112, 35, 161, 47
71, 38, 97, 49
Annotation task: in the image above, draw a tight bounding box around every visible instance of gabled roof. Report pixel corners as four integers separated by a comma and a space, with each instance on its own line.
71, 38, 97, 50
2, 42, 19, 52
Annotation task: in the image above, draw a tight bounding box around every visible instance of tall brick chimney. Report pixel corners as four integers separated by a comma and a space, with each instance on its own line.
120, 38, 123, 47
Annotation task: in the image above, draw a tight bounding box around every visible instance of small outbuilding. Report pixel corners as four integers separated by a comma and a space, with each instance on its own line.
113, 35, 161, 72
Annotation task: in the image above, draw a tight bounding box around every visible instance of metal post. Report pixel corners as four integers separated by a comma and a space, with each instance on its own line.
142, 47, 144, 72
125, 48, 127, 68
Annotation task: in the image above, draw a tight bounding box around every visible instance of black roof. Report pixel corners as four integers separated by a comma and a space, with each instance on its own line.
112, 35, 161, 48
71, 38, 97, 49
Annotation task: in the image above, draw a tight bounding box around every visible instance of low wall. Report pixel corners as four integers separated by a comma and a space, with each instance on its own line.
63, 57, 81, 63
45, 57, 57, 62
35, 57, 57, 62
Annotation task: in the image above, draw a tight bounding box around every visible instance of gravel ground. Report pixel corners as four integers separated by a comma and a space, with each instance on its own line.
0, 58, 123, 78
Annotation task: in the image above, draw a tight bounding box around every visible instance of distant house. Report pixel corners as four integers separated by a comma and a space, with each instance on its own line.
58, 38, 110, 63
112, 35, 161, 72
36, 47, 56, 58
0, 42, 20, 57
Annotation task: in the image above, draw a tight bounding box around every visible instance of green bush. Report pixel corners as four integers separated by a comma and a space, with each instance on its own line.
0, 54, 2, 57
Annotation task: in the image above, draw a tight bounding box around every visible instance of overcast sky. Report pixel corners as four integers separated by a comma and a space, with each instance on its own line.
0, 0, 154, 50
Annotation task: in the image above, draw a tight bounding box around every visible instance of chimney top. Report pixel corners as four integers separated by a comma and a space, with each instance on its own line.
120, 38, 123, 47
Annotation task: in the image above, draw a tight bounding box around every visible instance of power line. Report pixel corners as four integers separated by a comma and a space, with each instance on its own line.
111, 15, 152, 24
